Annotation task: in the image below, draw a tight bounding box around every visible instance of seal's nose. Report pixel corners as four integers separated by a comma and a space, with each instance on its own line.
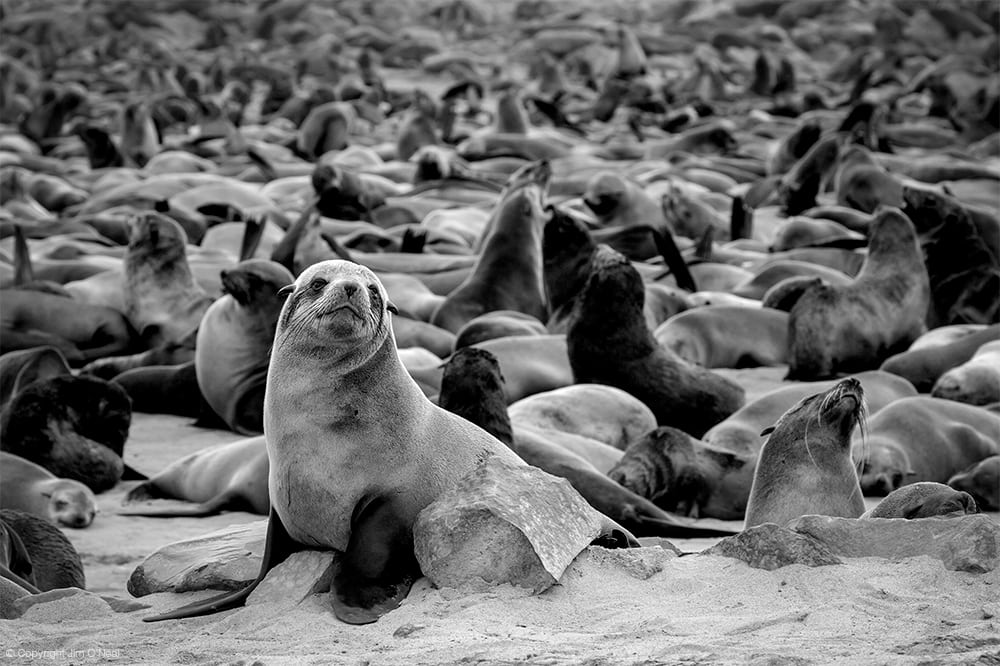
343, 283, 358, 297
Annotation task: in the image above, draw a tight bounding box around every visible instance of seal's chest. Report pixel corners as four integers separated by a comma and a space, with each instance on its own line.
270, 455, 360, 551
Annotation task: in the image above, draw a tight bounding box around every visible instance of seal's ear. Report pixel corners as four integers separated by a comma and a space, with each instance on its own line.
277, 284, 295, 298
387, 302, 399, 315
760, 425, 775, 436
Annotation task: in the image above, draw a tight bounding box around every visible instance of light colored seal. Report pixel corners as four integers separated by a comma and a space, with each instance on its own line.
880, 324, 1000, 392
120, 436, 269, 517
862, 482, 979, 519
0, 452, 98, 528
653, 305, 788, 369
195, 259, 294, 435
787, 207, 930, 380
855, 396, 1000, 496
430, 160, 551, 333
744, 378, 867, 528
947, 455, 999, 512
931, 339, 1000, 406
147, 259, 530, 624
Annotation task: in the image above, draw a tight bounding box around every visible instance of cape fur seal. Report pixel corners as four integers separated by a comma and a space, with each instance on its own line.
430, 160, 551, 333
744, 378, 867, 528
787, 207, 930, 380
566, 245, 744, 438
195, 259, 293, 434
1, 375, 132, 493
147, 260, 545, 624
1, 452, 98, 528
856, 396, 1000, 495
863, 482, 979, 519
947, 456, 999, 512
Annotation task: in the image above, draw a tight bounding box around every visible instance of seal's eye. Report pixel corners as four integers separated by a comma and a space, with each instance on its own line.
309, 278, 328, 293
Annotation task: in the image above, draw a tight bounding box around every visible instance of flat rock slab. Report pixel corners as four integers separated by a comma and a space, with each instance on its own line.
246, 551, 336, 609
703, 523, 843, 571
128, 520, 266, 597
414, 456, 632, 593
789, 514, 1000, 573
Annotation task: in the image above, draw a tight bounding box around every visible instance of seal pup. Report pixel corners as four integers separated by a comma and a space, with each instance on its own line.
744, 378, 867, 528
787, 207, 930, 380
430, 160, 551, 333
146, 260, 542, 624
948, 456, 999, 512
437, 348, 735, 538
863, 482, 979, 519
0, 346, 71, 409
0, 509, 85, 592
566, 245, 744, 438
0, 375, 132, 493
1, 453, 98, 528
196, 259, 293, 434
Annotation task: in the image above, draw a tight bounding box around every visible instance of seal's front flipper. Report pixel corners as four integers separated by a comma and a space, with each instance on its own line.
142, 508, 296, 622
330, 496, 419, 625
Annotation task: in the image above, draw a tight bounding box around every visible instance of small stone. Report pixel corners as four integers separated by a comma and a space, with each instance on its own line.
127, 520, 267, 597
703, 523, 842, 571
789, 514, 1000, 573
246, 551, 336, 608
583, 545, 677, 580
393, 623, 426, 638
414, 456, 632, 594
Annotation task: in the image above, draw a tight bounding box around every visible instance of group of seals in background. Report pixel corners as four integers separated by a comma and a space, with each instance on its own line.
1, 0, 999, 620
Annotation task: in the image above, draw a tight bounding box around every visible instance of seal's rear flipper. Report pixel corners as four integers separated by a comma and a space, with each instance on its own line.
330, 496, 419, 625
142, 508, 296, 622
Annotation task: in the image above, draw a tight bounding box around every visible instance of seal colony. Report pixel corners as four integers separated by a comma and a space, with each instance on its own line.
0, 0, 999, 647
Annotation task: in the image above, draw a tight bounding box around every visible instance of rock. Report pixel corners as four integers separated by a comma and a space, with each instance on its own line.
789, 514, 1000, 573
414, 456, 633, 593
703, 523, 843, 570
0, 577, 31, 619
584, 545, 678, 580
637, 537, 682, 554
127, 521, 266, 597
16, 588, 116, 622
247, 551, 336, 609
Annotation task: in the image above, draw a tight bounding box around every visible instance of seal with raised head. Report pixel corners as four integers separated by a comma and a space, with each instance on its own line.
566, 245, 744, 438
787, 207, 931, 380
0, 452, 98, 528
146, 260, 529, 624
196, 259, 294, 434
430, 160, 551, 333
863, 482, 979, 519
744, 378, 867, 528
